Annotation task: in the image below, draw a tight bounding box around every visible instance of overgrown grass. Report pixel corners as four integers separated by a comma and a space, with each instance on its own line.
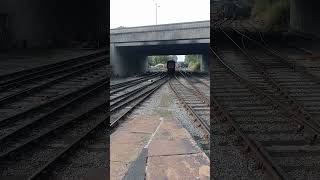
252, 0, 290, 30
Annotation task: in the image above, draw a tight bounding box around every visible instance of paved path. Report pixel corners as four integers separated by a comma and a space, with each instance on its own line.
110, 84, 209, 180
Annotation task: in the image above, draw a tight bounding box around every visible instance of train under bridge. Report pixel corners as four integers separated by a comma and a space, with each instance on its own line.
110, 21, 210, 77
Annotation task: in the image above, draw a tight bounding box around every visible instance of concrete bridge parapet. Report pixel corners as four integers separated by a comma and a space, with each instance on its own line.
110, 21, 209, 43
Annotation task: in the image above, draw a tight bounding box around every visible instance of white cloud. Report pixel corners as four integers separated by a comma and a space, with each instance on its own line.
111, 0, 209, 28
177, 55, 185, 62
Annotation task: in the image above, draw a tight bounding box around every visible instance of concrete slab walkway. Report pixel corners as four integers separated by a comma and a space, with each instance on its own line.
146, 117, 209, 180
110, 84, 209, 180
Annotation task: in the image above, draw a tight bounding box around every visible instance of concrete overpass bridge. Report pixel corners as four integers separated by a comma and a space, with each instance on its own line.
110, 21, 210, 77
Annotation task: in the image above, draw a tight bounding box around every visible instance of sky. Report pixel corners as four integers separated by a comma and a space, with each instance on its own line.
111, 0, 209, 28
110, 0, 209, 62
176, 55, 185, 62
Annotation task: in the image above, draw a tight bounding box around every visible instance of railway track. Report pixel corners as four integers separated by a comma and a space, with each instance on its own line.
0, 65, 106, 124
110, 72, 163, 95
0, 50, 107, 86
211, 21, 320, 179
32, 73, 167, 179
169, 74, 210, 138
0, 51, 108, 179
0, 53, 107, 109
110, 74, 168, 128
217, 28, 320, 132
0, 52, 169, 179
234, 27, 320, 121
0, 85, 107, 179
0, 53, 167, 179
180, 71, 210, 100
0, 50, 107, 89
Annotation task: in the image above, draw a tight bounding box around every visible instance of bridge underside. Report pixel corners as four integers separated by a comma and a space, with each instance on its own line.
0, 0, 106, 49
111, 42, 210, 77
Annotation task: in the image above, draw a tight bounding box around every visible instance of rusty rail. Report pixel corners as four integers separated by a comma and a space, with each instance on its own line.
169, 76, 209, 138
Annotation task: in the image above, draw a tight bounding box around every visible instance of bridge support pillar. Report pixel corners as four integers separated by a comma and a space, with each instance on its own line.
201, 54, 210, 72
110, 44, 122, 77
290, 0, 320, 37
111, 44, 147, 77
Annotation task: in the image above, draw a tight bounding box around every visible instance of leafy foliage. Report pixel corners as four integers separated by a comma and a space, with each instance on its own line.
185, 55, 201, 71
185, 55, 201, 64
188, 62, 200, 71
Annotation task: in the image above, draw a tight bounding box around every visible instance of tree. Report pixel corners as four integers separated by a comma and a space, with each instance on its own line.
251, 0, 290, 29
185, 55, 202, 71
185, 55, 201, 64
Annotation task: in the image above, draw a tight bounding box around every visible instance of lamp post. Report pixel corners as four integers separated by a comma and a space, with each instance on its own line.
154, 1, 160, 25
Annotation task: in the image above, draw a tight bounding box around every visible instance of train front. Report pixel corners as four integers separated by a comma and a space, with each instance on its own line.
166, 60, 176, 75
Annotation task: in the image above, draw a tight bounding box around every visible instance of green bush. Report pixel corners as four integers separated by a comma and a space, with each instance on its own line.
188, 62, 200, 71
268, 0, 290, 27
252, 0, 271, 15
252, 0, 290, 29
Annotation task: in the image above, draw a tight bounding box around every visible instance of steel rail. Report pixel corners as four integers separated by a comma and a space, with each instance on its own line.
110, 75, 167, 111
213, 21, 320, 138
110, 72, 160, 88
178, 71, 210, 106
1, 76, 167, 179
182, 71, 209, 85
213, 18, 320, 179
33, 78, 168, 179
185, 72, 210, 88
231, 27, 320, 83
110, 76, 169, 128
219, 27, 320, 130
0, 56, 107, 92
0, 72, 162, 159
0, 50, 107, 86
236, 25, 320, 127
0, 72, 106, 127
0, 58, 106, 106
210, 46, 320, 141
110, 72, 163, 94
0, 80, 107, 158
28, 102, 107, 180
169, 76, 209, 137
210, 47, 290, 180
